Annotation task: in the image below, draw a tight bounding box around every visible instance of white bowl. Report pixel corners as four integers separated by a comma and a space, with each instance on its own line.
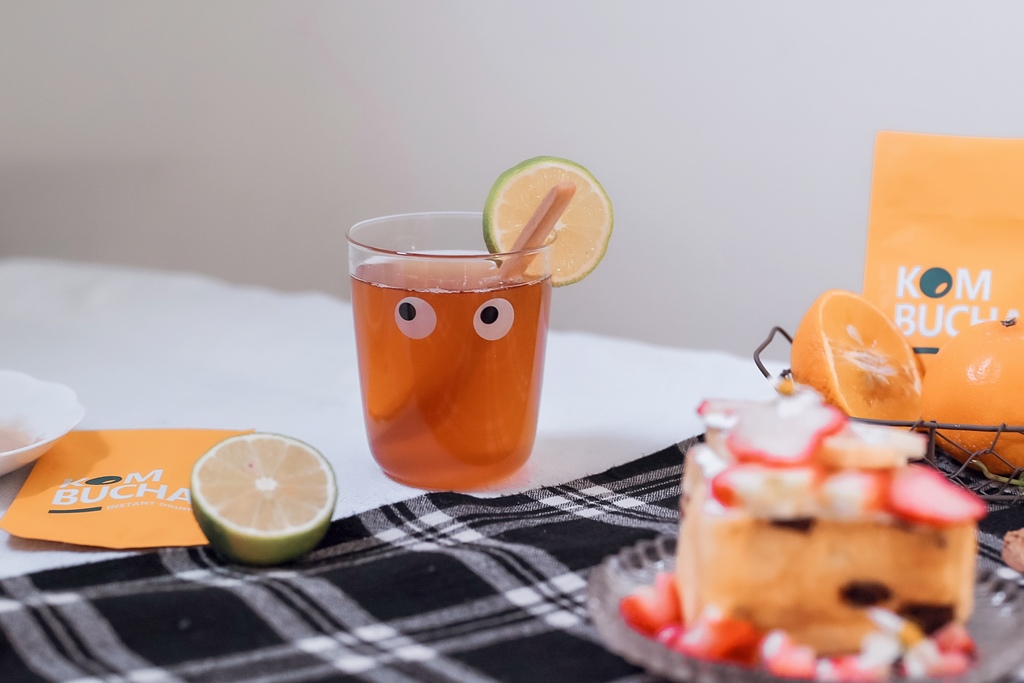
0, 370, 85, 477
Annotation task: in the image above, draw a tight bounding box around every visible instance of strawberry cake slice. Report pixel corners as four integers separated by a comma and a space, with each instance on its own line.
667, 388, 984, 677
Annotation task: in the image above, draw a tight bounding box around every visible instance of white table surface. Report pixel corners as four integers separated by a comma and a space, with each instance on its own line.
0, 257, 780, 578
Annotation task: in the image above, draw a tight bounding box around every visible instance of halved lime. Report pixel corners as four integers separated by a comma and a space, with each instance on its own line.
483, 156, 613, 286
190, 433, 337, 566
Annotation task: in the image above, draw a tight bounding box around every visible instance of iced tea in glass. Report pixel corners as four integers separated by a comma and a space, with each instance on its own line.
347, 212, 552, 490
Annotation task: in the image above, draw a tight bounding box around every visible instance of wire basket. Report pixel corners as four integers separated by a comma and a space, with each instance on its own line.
754, 326, 1024, 503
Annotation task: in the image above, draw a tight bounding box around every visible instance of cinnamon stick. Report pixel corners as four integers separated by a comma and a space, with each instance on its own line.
498, 181, 575, 280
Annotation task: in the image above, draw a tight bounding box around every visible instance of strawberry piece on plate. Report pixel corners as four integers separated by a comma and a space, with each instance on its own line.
760, 630, 817, 679
618, 571, 681, 637
887, 465, 987, 528
667, 611, 762, 665
931, 622, 976, 657
926, 651, 972, 677
901, 638, 972, 678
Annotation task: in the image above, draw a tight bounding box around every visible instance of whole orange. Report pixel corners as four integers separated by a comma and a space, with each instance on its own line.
920, 317, 1024, 475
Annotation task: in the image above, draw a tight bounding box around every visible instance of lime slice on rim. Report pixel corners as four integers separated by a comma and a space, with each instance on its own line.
484, 156, 613, 286
190, 433, 337, 566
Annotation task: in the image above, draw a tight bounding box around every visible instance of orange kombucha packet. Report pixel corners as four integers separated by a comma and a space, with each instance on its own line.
0, 429, 247, 549
863, 131, 1024, 371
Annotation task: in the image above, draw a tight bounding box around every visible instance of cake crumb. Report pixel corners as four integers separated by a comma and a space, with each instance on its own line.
1002, 528, 1024, 572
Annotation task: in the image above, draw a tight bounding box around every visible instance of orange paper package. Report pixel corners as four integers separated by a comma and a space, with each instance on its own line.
863, 131, 1024, 370
0, 429, 247, 549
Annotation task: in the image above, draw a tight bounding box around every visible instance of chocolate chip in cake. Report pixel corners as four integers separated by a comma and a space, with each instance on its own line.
898, 603, 955, 635
839, 581, 893, 607
769, 518, 816, 533
892, 518, 917, 534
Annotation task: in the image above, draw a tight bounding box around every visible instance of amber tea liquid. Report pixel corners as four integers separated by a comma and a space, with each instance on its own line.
351, 261, 551, 490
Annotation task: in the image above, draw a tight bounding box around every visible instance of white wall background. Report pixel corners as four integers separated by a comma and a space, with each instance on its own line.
3, 1, 1024, 360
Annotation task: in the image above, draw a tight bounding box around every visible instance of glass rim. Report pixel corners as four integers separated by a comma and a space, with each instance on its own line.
346, 210, 554, 260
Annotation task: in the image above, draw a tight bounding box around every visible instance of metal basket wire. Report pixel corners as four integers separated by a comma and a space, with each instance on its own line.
754, 326, 1024, 503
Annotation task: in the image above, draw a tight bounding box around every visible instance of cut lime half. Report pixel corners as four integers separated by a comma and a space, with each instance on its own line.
190, 433, 337, 566
484, 156, 613, 286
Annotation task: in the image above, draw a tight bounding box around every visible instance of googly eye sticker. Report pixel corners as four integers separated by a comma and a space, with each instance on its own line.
395, 297, 437, 339
474, 298, 514, 341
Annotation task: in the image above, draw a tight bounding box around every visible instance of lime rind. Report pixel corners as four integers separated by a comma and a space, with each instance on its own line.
483, 156, 613, 286
192, 503, 333, 566
190, 432, 337, 565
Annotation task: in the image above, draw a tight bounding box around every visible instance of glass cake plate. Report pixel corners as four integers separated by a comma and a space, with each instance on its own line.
587, 536, 1024, 682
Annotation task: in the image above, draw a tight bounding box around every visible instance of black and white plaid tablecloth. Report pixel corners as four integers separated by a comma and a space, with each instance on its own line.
0, 440, 691, 683
1, 437, 1021, 683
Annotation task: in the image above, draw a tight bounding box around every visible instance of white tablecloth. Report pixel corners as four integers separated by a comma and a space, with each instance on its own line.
0, 257, 780, 577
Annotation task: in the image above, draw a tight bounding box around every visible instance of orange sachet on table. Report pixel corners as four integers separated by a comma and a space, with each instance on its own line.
0, 429, 247, 549
863, 131, 1024, 371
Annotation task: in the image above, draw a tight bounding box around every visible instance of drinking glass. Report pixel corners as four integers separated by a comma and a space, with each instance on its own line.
347, 212, 552, 490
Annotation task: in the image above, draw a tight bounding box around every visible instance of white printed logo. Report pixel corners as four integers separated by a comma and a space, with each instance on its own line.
893, 266, 1018, 339
49, 470, 191, 514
